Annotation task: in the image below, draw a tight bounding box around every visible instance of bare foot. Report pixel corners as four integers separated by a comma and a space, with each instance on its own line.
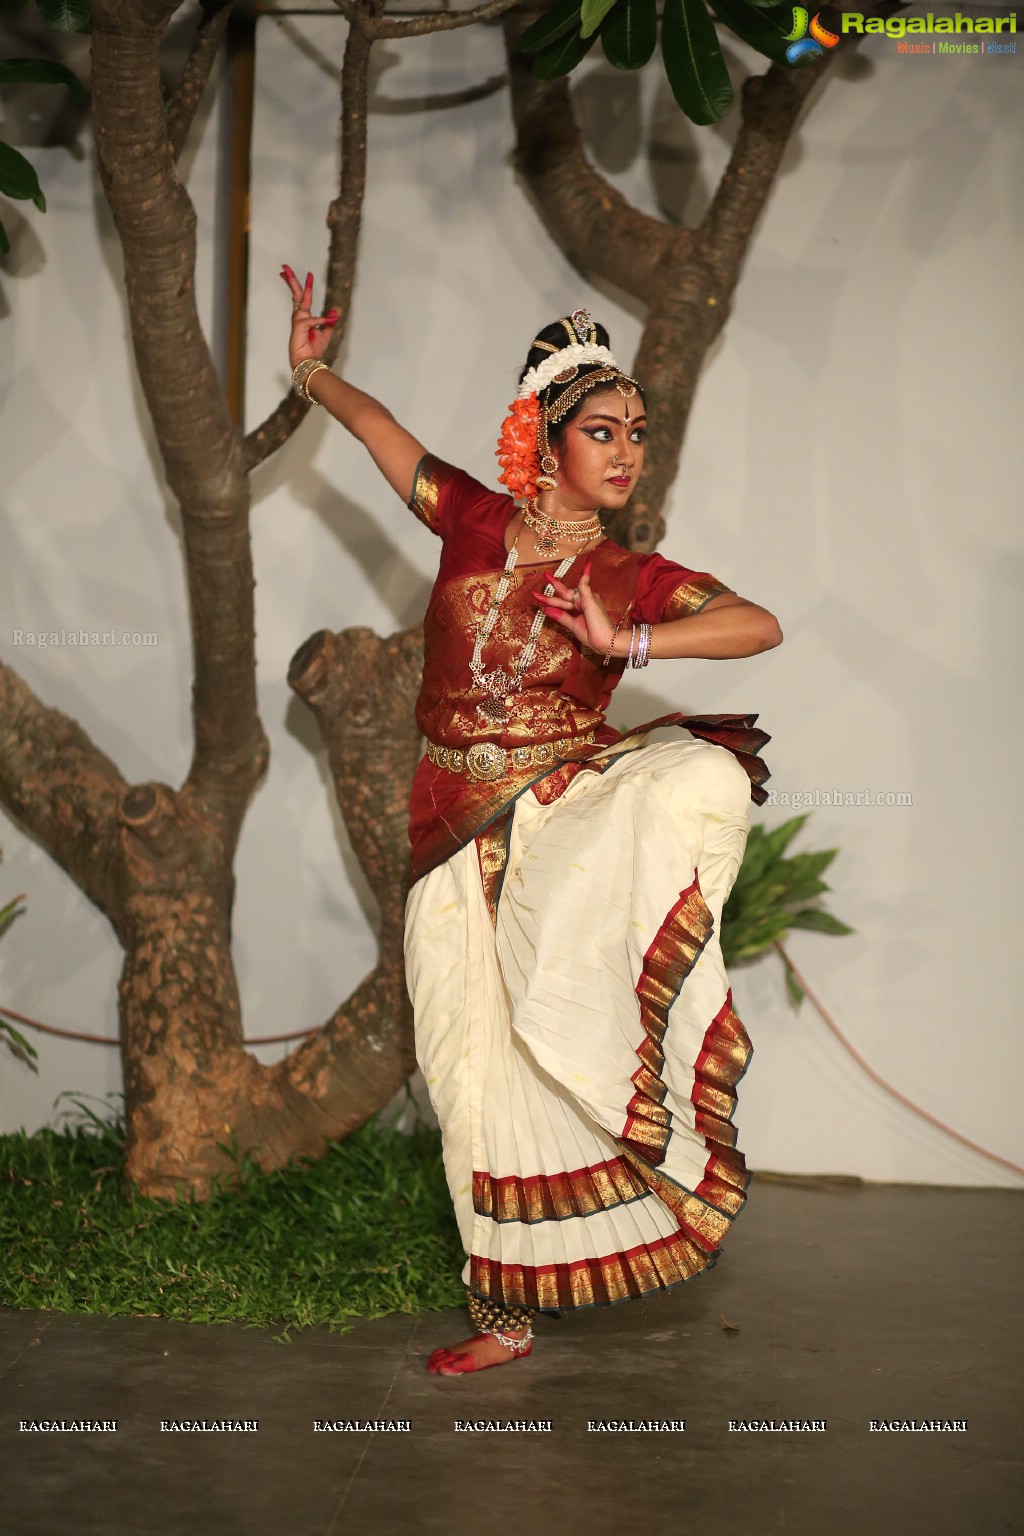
427, 1327, 532, 1375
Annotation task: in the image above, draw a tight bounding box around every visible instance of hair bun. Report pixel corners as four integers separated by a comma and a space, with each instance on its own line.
519, 315, 613, 386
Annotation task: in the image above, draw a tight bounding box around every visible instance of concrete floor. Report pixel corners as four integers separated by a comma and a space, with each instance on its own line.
1, 1181, 1021, 1536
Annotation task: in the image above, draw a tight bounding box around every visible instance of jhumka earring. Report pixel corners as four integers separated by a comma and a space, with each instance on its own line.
536, 400, 558, 491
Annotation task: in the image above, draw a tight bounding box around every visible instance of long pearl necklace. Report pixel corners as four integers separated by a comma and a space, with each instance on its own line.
470, 534, 576, 726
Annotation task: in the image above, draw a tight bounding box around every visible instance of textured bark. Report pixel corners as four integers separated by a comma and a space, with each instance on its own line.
0, 1, 874, 1197
506, 59, 678, 303
0, 0, 428, 1198
332, 0, 523, 40
244, 4, 378, 471
166, 0, 234, 162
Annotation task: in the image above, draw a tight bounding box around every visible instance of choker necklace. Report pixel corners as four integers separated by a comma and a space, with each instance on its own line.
522, 498, 604, 557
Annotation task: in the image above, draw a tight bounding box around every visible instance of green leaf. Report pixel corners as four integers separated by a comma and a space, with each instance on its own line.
759, 814, 814, 865
787, 908, 855, 936
734, 814, 810, 885
785, 848, 838, 879
0, 1017, 39, 1065
722, 905, 793, 961
0, 900, 26, 940
0, 57, 88, 103
601, 0, 658, 67
517, 0, 583, 54
531, 23, 598, 79
661, 0, 733, 125
777, 873, 830, 904
706, 0, 800, 65
0, 142, 45, 209
0, 215, 9, 255
783, 961, 805, 1008
580, 0, 618, 38
36, 0, 92, 33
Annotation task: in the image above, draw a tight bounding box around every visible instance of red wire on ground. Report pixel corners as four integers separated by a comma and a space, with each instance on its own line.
773, 942, 1023, 1179
2, 960, 1022, 1180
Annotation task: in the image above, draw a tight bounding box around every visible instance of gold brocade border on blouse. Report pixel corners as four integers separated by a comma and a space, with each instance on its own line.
662, 575, 736, 619
407, 452, 459, 535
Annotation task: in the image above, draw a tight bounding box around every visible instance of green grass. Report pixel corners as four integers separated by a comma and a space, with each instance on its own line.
0, 1099, 467, 1340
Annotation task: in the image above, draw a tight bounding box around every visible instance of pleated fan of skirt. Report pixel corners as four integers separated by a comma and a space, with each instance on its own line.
404, 735, 755, 1313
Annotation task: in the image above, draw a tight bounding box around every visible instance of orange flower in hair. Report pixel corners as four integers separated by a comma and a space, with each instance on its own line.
495, 395, 541, 500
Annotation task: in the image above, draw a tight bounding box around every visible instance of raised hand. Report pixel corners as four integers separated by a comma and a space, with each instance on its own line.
280, 264, 338, 370
528, 562, 618, 657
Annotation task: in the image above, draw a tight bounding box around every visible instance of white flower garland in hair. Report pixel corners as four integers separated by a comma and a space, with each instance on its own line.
516, 343, 619, 400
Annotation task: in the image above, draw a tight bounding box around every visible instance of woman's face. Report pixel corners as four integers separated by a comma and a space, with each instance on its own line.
549, 387, 647, 512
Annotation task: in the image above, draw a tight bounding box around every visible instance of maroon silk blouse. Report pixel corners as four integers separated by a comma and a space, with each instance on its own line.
403, 454, 770, 887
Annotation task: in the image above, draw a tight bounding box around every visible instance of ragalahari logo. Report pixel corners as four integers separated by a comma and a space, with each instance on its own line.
785, 7, 841, 61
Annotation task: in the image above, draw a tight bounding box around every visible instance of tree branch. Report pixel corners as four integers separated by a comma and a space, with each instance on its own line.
331, 0, 522, 38
503, 14, 850, 552
92, 0, 266, 832
503, 12, 677, 300
366, 0, 524, 40
0, 662, 129, 934
281, 623, 424, 1108
621, 60, 831, 550
167, 0, 235, 162
700, 60, 823, 293
92, 1, 242, 506
243, 10, 376, 470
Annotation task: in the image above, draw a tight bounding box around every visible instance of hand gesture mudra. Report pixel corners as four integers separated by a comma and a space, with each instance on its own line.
529, 561, 618, 658
280, 264, 338, 370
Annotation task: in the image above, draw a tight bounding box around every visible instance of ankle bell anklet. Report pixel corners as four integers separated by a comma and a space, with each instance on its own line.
487, 1323, 534, 1353
466, 1290, 536, 1351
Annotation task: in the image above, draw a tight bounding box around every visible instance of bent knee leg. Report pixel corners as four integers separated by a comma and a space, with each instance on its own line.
678, 740, 752, 819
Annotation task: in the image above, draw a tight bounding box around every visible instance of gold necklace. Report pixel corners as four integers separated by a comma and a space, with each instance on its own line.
522, 498, 603, 557
470, 534, 576, 725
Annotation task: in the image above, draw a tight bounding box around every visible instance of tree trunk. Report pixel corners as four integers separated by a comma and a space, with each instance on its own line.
0, 0, 428, 1197
0, 0, 864, 1196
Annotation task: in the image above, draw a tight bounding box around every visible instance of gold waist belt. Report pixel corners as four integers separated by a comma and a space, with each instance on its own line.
425, 730, 598, 784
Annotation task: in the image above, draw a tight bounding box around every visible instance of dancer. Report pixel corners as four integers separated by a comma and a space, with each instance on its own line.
280, 267, 783, 1375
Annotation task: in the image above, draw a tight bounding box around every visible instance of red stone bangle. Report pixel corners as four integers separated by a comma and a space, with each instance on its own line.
602, 617, 624, 667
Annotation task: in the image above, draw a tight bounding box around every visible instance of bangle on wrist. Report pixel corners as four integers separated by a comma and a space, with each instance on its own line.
291, 358, 330, 404
631, 620, 652, 668
602, 616, 624, 668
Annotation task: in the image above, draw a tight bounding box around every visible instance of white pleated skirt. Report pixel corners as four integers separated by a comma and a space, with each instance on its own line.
403, 731, 755, 1313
